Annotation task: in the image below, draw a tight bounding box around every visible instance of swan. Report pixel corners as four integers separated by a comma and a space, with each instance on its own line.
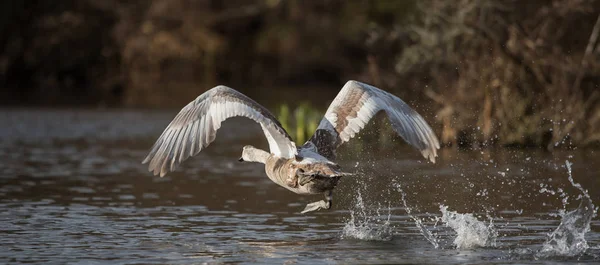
142, 80, 440, 213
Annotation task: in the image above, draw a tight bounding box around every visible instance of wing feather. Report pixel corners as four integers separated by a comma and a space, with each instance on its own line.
305, 80, 440, 162
143, 85, 296, 176
188, 119, 198, 156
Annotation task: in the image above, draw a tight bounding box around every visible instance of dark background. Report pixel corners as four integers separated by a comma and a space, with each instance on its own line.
0, 0, 599, 149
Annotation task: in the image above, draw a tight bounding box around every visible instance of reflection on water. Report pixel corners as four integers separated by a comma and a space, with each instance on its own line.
1, 109, 599, 264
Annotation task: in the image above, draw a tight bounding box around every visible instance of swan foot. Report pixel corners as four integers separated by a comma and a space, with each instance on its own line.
301, 200, 329, 213
300, 191, 333, 214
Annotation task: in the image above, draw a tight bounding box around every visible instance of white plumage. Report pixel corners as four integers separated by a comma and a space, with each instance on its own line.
142, 86, 297, 176
142, 81, 440, 213
143, 81, 440, 178
307, 80, 439, 162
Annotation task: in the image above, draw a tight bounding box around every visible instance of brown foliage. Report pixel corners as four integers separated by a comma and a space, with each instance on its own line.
0, 0, 598, 148
379, 0, 600, 149
0, 0, 122, 105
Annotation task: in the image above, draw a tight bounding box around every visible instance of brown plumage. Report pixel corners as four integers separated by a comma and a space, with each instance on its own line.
142, 80, 440, 213
264, 153, 347, 193
306, 80, 439, 162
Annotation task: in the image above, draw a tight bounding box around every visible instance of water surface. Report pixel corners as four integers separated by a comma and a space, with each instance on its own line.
1, 109, 599, 264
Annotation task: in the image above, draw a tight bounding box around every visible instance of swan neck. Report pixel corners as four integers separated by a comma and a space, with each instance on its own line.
245, 148, 270, 163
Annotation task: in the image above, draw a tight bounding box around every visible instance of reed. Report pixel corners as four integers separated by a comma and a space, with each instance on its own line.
277, 103, 322, 144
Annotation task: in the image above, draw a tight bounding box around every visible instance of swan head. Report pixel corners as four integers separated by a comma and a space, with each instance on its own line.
239, 145, 269, 163
239, 145, 254, 162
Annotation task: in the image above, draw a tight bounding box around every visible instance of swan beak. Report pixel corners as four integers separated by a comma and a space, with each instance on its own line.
238, 157, 244, 162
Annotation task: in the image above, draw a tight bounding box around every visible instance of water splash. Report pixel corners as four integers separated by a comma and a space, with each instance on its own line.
395, 182, 496, 249
535, 160, 598, 258
341, 191, 393, 241
397, 185, 440, 248
439, 205, 497, 249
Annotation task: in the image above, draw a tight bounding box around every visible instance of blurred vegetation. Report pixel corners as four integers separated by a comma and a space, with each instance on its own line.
276, 103, 322, 144
395, 0, 600, 150
0, 0, 599, 149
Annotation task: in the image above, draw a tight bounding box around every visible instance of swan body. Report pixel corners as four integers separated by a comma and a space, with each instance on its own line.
143, 80, 440, 213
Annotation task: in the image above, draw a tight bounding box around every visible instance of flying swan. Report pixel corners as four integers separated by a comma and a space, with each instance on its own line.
142, 80, 440, 213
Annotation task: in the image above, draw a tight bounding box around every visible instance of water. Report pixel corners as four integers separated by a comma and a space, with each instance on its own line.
1, 109, 599, 264
535, 161, 597, 258
341, 191, 393, 241
438, 204, 498, 249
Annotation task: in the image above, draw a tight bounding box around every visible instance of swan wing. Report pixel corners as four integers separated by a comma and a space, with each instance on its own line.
143, 86, 296, 176
305, 80, 439, 162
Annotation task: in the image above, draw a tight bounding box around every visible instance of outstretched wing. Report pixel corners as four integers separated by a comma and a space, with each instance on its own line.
305, 80, 439, 162
143, 86, 296, 176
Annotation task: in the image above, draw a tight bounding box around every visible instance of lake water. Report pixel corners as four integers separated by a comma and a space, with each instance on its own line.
1, 109, 599, 264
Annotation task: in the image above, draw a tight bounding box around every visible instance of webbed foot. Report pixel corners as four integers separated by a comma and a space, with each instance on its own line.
301, 200, 330, 213
300, 191, 333, 214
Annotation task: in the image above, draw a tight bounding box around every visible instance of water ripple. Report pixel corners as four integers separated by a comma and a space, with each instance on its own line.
0, 109, 598, 264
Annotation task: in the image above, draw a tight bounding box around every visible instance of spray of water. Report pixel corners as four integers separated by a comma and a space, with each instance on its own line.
397, 184, 440, 248
534, 160, 598, 258
341, 191, 393, 241
395, 180, 497, 249
342, 158, 597, 259
439, 205, 498, 249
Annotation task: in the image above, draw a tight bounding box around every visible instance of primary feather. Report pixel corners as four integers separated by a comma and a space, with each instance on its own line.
305, 80, 440, 162
142, 86, 297, 176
